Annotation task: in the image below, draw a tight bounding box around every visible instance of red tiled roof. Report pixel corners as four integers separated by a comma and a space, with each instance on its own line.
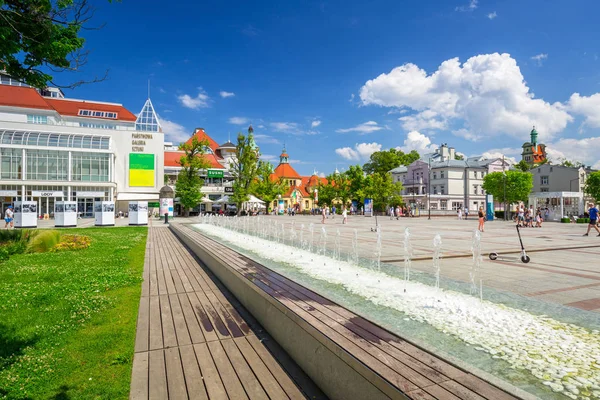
186, 128, 221, 155
273, 163, 301, 178
164, 151, 225, 169
284, 186, 310, 198
45, 98, 137, 121
0, 86, 53, 110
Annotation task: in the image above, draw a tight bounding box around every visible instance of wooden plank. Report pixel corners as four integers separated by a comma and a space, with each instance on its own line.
194, 291, 232, 340
205, 291, 244, 338
221, 338, 269, 400
160, 294, 178, 348
155, 236, 169, 296
179, 344, 209, 400
454, 375, 516, 400
234, 337, 290, 400
187, 292, 219, 342
164, 347, 188, 400
178, 293, 206, 344
246, 335, 306, 400
211, 290, 251, 335
169, 294, 192, 346
149, 295, 163, 351
130, 351, 149, 400
164, 230, 196, 292
157, 231, 177, 295
405, 388, 437, 400
148, 350, 168, 400
439, 380, 486, 400
194, 343, 229, 400
207, 340, 250, 400
422, 384, 463, 400
148, 231, 159, 296
134, 296, 150, 353
141, 238, 151, 297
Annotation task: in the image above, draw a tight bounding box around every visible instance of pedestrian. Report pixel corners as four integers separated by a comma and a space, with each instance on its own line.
478, 206, 485, 232
4, 205, 14, 229
464, 207, 469, 220
332, 205, 336, 219
395, 206, 400, 220
389, 205, 394, 220
342, 207, 348, 224
457, 207, 463, 220
518, 205, 525, 227
321, 206, 326, 224
583, 203, 600, 236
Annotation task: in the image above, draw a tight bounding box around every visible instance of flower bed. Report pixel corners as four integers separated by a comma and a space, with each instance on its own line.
51, 234, 91, 252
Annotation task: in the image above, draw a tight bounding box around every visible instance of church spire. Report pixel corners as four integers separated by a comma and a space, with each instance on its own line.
279, 144, 289, 164
530, 125, 538, 146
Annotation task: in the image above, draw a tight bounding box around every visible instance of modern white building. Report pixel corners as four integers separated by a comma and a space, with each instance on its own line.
0, 72, 164, 217
390, 144, 510, 214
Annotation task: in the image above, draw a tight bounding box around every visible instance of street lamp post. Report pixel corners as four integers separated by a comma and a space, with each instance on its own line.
428, 158, 431, 220
502, 155, 507, 221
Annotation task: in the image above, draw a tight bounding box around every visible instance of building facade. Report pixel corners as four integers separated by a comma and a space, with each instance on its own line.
0, 73, 164, 217
390, 144, 509, 214
521, 127, 547, 166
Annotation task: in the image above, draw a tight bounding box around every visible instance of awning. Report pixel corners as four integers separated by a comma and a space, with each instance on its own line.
116, 192, 160, 201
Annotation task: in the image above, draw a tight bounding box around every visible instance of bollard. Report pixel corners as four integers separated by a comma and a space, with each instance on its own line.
164, 212, 169, 224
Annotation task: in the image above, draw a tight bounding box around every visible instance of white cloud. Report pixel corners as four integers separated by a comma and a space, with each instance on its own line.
481, 151, 517, 164
319, 172, 326, 178
487, 11, 497, 19
161, 119, 190, 143
349, 93, 355, 102
178, 90, 210, 109
219, 91, 235, 98
335, 142, 382, 161
531, 53, 548, 66
260, 154, 277, 162
456, 0, 477, 12
311, 120, 322, 128
359, 53, 573, 141
336, 121, 383, 134
258, 124, 265, 129
545, 137, 600, 168
397, 131, 437, 154
254, 134, 281, 144
568, 93, 600, 128
399, 110, 447, 131
452, 128, 481, 142
270, 122, 316, 135
229, 117, 249, 125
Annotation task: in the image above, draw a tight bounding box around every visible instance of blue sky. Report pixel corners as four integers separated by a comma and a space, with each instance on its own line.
67, 0, 600, 175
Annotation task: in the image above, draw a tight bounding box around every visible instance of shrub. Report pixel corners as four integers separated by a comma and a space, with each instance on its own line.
27, 230, 61, 253
0, 229, 24, 244
577, 218, 590, 223
561, 217, 571, 223
51, 234, 92, 252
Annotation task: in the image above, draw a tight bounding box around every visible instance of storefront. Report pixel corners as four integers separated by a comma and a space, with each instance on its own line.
528, 191, 584, 221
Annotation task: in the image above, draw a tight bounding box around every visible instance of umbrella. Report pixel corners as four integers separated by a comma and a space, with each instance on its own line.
214, 195, 230, 204
200, 197, 213, 203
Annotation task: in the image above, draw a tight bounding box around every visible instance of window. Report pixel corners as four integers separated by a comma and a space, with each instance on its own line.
27, 115, 48, 124
433, 172, 437, 179
541, 176, 549, 185
0, 148, 22, 179
541, 188, 549, 192
430, 203, 438, 210
26, 150, 69, 181
79, 122, 116, 130
452, 202, 463, 211
440, 185, 445, 195
440, 170, 445, 179
440, 200, 447, 210
71, 152, 110, 182
78, 109, 118, 119
433, 186, 438, 195
0, 131, 110, 150
473, 185, 478, 195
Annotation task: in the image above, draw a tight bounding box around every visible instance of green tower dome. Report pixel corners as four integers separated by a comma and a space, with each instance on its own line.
530, 126, 538, 145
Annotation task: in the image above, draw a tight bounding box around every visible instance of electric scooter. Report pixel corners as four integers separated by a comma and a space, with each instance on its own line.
488, 224, 531, 263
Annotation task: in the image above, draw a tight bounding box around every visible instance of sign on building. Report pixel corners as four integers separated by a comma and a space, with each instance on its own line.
207, 169, 224, 178
224, 187, 234, 193
129, 153, 155, 187
32, 191, 64, 197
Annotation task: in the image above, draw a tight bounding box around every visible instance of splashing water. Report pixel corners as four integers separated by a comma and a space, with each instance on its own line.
290, 221, 297, 244
299, 224, 305, 250
334, 229, 341, 260
432, 234, 442, 290
309, 223, 314, 253
403, 227, 413, 291
470, 230, 482, 298
319, 226, 328, 257
374, 226, 382, 271
351, 229, 359, 266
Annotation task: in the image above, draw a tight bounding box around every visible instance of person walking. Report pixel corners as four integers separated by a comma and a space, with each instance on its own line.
583, 203, 600, 236
342, 207, 348, 224
321, 206, 326, 224
4, 205, 14, 229
331, 205, 336, 219
517, 205, 525, 227
464, 207, 469, 220
478, 206, 485, 232
457, 207, 463, 220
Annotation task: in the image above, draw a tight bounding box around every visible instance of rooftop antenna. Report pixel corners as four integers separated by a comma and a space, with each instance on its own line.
228, 131, 230, 143
147, 79, 150, 99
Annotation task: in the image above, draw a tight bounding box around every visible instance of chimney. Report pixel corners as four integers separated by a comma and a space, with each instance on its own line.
440, 144, 449, 161
449, 147, 455, 160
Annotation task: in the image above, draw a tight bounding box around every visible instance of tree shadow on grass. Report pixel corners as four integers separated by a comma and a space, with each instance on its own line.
50, 385, 71, 400
0, 323, 38, 369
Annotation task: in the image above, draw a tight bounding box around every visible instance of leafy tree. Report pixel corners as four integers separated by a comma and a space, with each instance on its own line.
345, 164, 366, 204
454, 153, 465, 160
316, 180, 336, 207
514, 160, 531, 172
360, 172, 403, 211
0, 0, 113, 89
584, 171, 600, 203
250, 161, 286, 212
328, 171, 351, 207
560, 159, 583, 168
230, 129, 259, 215
363, 148, 420, 175
175, 136, 211, 216
482, 171, 533, 215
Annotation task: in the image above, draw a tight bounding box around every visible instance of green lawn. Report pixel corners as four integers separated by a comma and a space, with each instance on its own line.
0, 227, 147, 400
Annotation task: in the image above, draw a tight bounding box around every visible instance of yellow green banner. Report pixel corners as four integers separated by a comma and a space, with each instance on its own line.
129, 153, 154, 187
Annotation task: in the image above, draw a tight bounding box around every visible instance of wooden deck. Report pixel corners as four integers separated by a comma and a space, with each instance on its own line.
174, 224, 522, 400
130, 225, 314, 400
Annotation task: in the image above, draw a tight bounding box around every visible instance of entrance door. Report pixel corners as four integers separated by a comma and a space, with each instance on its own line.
77, 198, 95, 218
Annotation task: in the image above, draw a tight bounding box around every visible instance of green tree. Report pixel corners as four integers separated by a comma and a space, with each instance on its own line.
455, 153, 464, 160
514, 160, 531, 172
230, 129, 259, 215
360, 172, 403, 211
316, 180, 336, 207
345, 164, 366, 204
560, 159, 583, 168
363, 149, 420, 175
175, 136, 211, 216
0, 0, 113, 89
482, 171, 533, 216
250, 161, 286, 212
584, 171, 600, 203
328, 171, 351, 208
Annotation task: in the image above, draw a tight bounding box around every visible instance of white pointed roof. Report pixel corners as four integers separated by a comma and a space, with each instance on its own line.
135, 98, 161, 132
